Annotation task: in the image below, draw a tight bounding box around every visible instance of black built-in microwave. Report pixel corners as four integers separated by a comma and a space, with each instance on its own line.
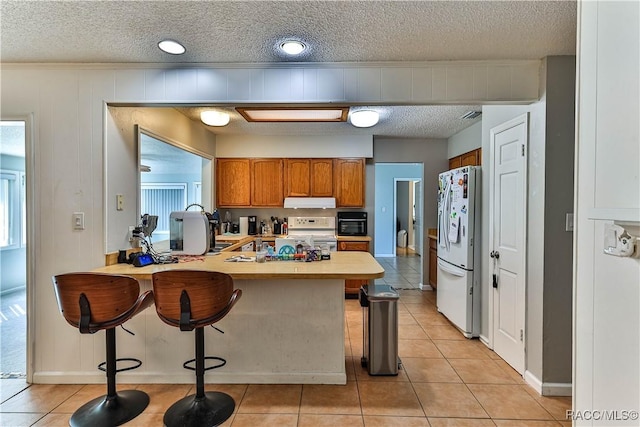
337, 212, 367, 236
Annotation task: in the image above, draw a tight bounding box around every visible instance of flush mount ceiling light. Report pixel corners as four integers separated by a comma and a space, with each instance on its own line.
200, 110, 230, 126
236, 107, 348, 122
158, 39, 186, 55
279, 40, 306, 55
349, 110, 379, 128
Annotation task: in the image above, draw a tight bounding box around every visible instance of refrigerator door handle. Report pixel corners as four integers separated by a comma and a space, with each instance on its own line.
437, 259, 466, 277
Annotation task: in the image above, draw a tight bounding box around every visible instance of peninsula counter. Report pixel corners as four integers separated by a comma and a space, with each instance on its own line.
73, 252, 384, 385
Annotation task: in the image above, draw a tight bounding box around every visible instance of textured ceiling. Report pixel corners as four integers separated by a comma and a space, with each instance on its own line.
0, 1, 576, 144
0, 1, 577, 63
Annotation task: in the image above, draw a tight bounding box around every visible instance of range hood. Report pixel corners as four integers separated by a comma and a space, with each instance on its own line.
284, 197, 336, 209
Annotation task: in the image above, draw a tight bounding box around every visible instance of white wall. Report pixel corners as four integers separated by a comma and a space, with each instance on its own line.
574, 2, 640, 424
216, 134, 373, 158
0, 60, 541, 382
481, 56, 576, 395
448, 121, 482, 158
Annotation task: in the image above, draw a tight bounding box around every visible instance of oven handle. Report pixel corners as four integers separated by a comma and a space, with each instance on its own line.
339, 218, 365, 222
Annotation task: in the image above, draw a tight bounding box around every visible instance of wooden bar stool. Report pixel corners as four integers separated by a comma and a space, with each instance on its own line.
152, 270, 242, 427
52, 272, 154, 427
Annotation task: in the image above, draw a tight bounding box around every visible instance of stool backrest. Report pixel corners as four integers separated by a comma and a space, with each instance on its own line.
152, 270, 240, 328
53, 273, 141, 329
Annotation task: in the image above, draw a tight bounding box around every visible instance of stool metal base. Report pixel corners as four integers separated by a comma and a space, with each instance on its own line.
163, 391, 235, 427
69, 390, 149, 427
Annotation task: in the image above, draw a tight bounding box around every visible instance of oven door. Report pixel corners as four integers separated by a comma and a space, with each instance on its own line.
338, 219, 367, 236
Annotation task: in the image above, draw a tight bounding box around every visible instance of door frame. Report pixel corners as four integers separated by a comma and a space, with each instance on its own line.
1, 114, 35, 382
393, 177, 424, 287
488, 113, 528, 373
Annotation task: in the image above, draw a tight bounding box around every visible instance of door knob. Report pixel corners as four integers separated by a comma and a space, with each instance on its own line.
490, 251, 500, 259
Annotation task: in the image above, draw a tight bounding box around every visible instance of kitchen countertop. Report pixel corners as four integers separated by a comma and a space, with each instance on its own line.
90, 249, 384, 385
95, 250, 384, 281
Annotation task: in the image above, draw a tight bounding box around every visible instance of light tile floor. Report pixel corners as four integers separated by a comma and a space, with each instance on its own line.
0, 289, 572, 426
375, 251, 422, 289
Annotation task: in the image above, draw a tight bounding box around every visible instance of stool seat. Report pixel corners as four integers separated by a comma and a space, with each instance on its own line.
152, 270, 242, 427
53, 272, 154, 427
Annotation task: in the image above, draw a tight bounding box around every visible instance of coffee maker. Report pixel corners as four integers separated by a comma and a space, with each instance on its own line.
248, 216, 257, 235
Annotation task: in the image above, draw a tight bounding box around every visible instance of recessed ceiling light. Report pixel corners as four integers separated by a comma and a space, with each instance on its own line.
201, 111, 230, 126
280, 40, 306, 55
350, 110, 379, 128
158, 39, 186, 55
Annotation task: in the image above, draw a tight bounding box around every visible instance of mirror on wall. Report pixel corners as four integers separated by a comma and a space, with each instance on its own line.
136, 127, 212, 243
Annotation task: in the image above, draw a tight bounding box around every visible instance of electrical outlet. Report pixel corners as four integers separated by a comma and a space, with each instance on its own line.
72, 212, 85, 230
116, 194, 124, 211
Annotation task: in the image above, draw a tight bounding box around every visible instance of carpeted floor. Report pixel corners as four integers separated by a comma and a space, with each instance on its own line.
0, 288, 26, 378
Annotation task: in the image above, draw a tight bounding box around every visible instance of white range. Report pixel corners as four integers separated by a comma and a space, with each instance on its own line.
283, 216, 338, 252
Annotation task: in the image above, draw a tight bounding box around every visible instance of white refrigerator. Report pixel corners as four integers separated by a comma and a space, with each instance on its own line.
436, 166, 480, 338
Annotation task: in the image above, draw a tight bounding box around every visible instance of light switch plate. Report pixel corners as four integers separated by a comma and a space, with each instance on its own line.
72, 212, 85, 230
565, 213, 574, 232
116, 194, 124, 211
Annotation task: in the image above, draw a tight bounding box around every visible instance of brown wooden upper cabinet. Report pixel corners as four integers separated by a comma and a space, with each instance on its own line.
216, 157, 365, 208
334, 158, 365, 207
216, 158, 251, 207
251, 159, 284, 207
284, 159, 333, 197
448, 148, 482, 170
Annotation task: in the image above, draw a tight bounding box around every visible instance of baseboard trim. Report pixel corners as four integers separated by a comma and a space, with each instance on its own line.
524, 370, 572, 396
479, 334, 492, 349
419, 283, 433, 291
524, 370, 543, 394
32, 371, 347, 385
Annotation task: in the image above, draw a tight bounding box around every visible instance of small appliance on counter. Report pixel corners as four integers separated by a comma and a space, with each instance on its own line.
169, 211, 210, 255
337, 211, 368, 236
248, 216, 257, 235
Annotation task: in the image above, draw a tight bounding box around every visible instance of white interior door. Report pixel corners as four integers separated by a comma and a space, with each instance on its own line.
490, 114, 527, 374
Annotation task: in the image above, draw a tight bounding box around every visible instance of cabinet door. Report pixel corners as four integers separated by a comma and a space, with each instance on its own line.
334, 158, 365, 207
310, 159, 333, 197
284, 159, 311, 197
339, 241, 369, 251
251, 159, 284, 206
460, 149, 479, 167
449, 156, 462, 170
216, 158, 251, 207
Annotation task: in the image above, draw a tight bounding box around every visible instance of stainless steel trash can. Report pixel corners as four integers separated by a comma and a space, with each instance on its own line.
359, 284, 401, 375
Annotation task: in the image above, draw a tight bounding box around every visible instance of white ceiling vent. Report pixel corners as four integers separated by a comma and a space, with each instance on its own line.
461, 111, 482, 119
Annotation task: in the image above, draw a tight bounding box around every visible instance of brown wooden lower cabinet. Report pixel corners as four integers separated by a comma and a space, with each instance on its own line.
429, 237, 437, 289
338, 240, 370, 297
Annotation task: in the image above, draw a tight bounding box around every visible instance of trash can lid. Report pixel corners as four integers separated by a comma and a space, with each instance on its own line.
362, 284, 399, 300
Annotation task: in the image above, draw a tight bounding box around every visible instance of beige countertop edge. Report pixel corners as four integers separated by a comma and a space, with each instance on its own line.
95, 251, 384, 281
428, 234, 437, 240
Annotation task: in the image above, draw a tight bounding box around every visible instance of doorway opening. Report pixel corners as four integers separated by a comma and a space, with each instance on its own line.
0, 120, 27, 380
374, 163, 424, 290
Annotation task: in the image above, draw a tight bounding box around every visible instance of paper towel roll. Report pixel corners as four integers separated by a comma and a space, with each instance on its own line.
239, 217, 249, 235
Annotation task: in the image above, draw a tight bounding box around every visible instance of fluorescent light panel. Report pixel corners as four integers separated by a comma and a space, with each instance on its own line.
236, 107, 348, 122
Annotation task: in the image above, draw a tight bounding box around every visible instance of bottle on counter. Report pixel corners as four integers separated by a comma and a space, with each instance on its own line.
282, 219, 288, 235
